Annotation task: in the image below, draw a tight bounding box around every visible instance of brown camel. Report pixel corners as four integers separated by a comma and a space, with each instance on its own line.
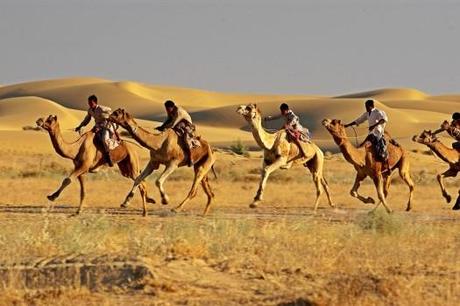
322, 118, 415, 212
36, 115, 155, 216
412, 129, 460, 209
108, 109, 216, 215
236, 104, 334, 210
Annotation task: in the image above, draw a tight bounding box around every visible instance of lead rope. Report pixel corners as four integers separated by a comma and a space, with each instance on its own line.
351, 126, 359, 147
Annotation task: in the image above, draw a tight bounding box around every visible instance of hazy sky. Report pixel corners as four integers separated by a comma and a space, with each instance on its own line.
1, 0, 460, 94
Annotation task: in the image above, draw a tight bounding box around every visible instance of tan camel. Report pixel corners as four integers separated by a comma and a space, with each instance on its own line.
322, 119, 415, 212
236, 104, 334, 210
108, 109, 216, 215
412, 129, 460, 209
36, 115, 155, 216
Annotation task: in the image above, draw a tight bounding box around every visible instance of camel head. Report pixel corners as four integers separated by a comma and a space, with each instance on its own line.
36, 115, 58, 132
441, 120, 450, 131
109, 108, 134, 128
236, 104, 261, 122
322, 118, 348, 139
412, 130, 438, 145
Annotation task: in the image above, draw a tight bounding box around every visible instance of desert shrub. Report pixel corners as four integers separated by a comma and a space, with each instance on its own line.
357, 210, 403, 235
229, 139, 249, 157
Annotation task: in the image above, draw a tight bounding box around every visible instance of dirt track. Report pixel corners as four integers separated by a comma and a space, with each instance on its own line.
0, 203, 457, 224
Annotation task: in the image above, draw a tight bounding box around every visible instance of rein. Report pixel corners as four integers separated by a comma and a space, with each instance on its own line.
349, 126, 359, 147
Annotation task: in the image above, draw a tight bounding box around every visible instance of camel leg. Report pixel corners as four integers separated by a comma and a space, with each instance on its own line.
121, 160, 158, 208
75, 174, 86, 215
383, 174, 392, 198
201, 175, 215, 216
321, 178, 335, 208
137, 182, 148, 217
350, 173, 374, 204
398, 159, 415, 212
371, 174, 392, 213
251, 157, 286, 208
173, 157, 215, 214
48, 166, 89, 202
311, 174, 324, 212
453, 190, 460, 210
437, 168, 458, 204
306, 153, 334, 211
156, 162, 179, 205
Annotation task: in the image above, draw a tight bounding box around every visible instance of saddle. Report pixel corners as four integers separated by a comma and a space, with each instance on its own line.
92, 125, 121, 151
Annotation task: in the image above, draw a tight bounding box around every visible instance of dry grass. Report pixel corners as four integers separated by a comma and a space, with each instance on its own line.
0, 147, 459, 304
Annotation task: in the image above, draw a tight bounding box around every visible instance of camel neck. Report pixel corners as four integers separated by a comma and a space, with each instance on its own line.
335, 135, 365, 166
428, 141, 459, 164
126, 120, 165, 151
249, 117, 276, 150
48, 124, 80, 159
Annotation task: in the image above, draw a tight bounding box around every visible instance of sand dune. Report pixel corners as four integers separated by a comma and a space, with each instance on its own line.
335, 88, 428, 100
0, 77, 459, 150
0, 96, 84, 131
0, 77, 316, 120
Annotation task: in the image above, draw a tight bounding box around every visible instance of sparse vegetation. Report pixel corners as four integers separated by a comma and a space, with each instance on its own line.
0, 148, 459, 304
229, 139, 249, 157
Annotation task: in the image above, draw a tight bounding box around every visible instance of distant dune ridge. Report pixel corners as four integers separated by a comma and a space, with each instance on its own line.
0, 77, 457, 150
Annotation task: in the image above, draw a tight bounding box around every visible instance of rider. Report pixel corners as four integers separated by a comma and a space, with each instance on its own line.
442, 112, 460, 151
264, 103, 310, 157
345, 99, 390, 165
75, 95, 114, 166
155, 100, 196, 166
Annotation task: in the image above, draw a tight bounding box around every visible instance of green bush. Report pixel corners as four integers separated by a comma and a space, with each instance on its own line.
229, 139, 249, 157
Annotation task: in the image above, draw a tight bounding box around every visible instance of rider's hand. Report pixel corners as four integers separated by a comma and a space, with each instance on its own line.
441, 120, 450, 130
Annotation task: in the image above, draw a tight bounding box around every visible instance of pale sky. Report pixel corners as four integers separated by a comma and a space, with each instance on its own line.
1, 0, 459, 94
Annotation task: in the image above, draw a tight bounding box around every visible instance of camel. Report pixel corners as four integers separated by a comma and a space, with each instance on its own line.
36, 115, 155, 216
322, 118, 415, 213
108, 109, 216, 215
236, 104, 334, 210
412, 129, 460, 209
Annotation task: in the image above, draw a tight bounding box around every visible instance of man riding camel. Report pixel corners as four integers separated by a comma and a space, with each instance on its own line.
75, 95, 115, 166
345, 99, 390, 168
264, 103, 310, 157
155, 100, 197, 166
438, 112, 460, 151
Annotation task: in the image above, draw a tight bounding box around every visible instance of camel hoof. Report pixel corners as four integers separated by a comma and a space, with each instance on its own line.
445, 195, 452, 203
47, 194, 57, 202
142, 211, 147, 217
249, 202, 258, 209
146, 197, 156, 204
366, 197, 375, 204
120, 202, 129, 208
170, 208, 179, 214
162, 198, 169, 205
68, 212, 80, 218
